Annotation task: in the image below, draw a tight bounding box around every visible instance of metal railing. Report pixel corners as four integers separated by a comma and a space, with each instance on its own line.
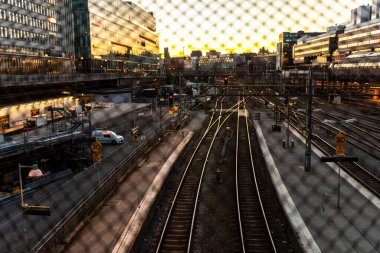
0, 131, 84, 157
0, 73, 164, 87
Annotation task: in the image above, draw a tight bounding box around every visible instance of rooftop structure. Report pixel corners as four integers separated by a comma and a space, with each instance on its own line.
351, 5, 372, 25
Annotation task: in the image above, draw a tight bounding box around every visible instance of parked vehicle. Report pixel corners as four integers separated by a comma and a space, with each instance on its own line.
91, 130, 124, 144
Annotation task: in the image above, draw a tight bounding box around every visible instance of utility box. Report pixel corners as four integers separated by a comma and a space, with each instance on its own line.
333, 95, 341, 104
272, 125, 281, 132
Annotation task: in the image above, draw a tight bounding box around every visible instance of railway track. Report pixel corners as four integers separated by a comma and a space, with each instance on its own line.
235, 101, 276, 252
273, 96, 380, 160
285, 111, 380, 198
153, 97, 247, 252
314, 99, 380, 125
288, 111, 380, 161
262, 96, 380, 199
298, 99, 380, 139
143, 94, 302, 252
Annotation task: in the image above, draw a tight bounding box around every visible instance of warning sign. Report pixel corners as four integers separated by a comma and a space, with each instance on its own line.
336, 145, 345, 155
91, 141, 102, 152
92, 152, 102, 162
335, 134, 346, 145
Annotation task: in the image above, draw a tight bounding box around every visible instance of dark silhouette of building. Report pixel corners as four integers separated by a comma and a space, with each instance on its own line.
190, 50, 202, 58
164, 47, 171, 62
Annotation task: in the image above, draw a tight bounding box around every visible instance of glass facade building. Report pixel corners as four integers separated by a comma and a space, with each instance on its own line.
0, 0, 75, 74
278, 31, 323, 68
72, 0, 159, 74
338, 19, 380, 55
293, 26, 344, 64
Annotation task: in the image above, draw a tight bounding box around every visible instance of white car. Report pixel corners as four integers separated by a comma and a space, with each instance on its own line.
92, 130, 124, 144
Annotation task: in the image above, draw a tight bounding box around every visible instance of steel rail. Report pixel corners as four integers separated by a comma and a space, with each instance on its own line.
284, 112, 380, 198
187, 97, 225, 252
312, 99, 380, 125
155, 97, 250, 252
235, 97, 277, 252
243, 101, 277, 252
288, 112, 380, 161
235, 96, 245, 253
155, 98, 222, 253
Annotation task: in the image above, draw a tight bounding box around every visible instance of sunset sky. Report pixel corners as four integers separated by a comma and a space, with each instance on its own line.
133, 0, 370, 56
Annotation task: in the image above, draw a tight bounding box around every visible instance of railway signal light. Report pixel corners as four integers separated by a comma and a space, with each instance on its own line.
169, 92, 174, 106
224, 76, 229, 85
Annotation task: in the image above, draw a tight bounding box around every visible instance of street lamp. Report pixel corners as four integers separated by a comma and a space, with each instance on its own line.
18, 164, 51, 215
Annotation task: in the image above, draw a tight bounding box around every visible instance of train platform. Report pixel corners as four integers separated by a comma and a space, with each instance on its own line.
65, 112, 207, 253
252, 108, 380, 252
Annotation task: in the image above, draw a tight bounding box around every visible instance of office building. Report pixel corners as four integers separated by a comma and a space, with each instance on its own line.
249, 54, 276, 77
277, 31, 323, 68
199, 54, 234, 72
0, 0, 75, 74
372, 0, 380, 19
206, 50, 221, 58
72, 0, 159, 74
293, 26, 345, 64
338, 19, 380, 54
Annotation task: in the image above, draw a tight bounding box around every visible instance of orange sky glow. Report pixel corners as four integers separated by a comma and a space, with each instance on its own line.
133, 0, 370, 56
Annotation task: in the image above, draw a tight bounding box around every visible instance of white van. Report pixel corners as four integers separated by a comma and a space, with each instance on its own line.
92, 130, 124, 144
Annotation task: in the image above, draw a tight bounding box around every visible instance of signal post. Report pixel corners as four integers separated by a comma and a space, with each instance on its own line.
91, 140, 102, 183
320, 133, 358, 209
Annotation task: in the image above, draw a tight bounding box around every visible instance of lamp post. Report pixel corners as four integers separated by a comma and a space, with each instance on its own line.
18, 164, 29, 209
159, 97, 164, 142
18, 164, 51, 215
304, 68, 313, 172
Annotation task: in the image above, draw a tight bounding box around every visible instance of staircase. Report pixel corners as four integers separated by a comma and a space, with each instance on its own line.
48, 103, 90, 131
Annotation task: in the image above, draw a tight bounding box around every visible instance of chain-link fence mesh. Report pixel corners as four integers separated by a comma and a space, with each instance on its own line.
1, 0, 380, 252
